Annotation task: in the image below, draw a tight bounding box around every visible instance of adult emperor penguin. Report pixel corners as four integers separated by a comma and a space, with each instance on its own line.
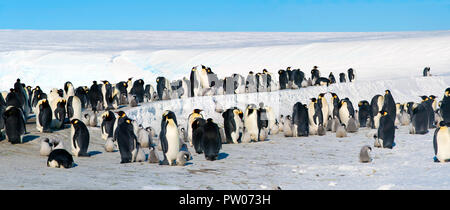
423, 95, 436, 128
192, 118, 206, 154
189, 66, 202, 97
245, 71, 257, 93
74, 86, 89, 109
70, 119, 90, 157
66, 95, 82, 121
370, 94, 385, 129
347, 68, 355, 82
198, 65, 211, 89
308, 98, 323, 135
375, 110, 395, 149
156, 77, 170, 100
382, 90, 397, 124
101, 110, 116, 140
329, 72, 336, 84
36, 99, 52, 133
423, 67, 431, 77
47, 149, 74, 169
51, 98, 66, 129
101, 80, 114, 110
338, 73, 346, 83
441, 87, 450, 125
433, 122, 450, 162
2, 106, 26, 144
410, 100, 429, 134
329, 92, 340, 120
187, 109, 204, 146
202, 118, 222, 161
278, 70, 289, 90
292, 102, 309, 137
63, 81, 75, 99
339, 98, 355, 127
311, 66, 320, 84
88, 81, 103, 111
357, 100, 371, 127
222, 108, 243, 144
160, 111, 182, 166
242, 104, 259, 143
130, 79, 145, 103
114, 118, 142, 163
318, 93, 329, 128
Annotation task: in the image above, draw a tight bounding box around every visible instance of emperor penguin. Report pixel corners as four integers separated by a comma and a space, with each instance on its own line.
308, 98, 322, 135
160, 111, 182, 166
359, 145, 372, 163
382, 90, 397, 125
357, 100, 371, 127
425, 95, 437, 128
311, 66, 320, 84
101, 80, 114, 110
433, 122, 450, 162
156, 77, 169, 100
242, 104, 259, 143
104, 137, 116, 152
114, 118, 143, 163
126, 77, 133, 95
336, 123, 347, 138
189, 66, 202, 97
423, 67, 431, 77
130, 79, 145, 103
36, 99, 52, 133
202, 118, 222, 161
136, 124, 153, 148
339, 73, 346, 83
2, 106, 26, 144
375, 110, 396, 149
330, 93, 340, 119
187, 109, 204, 146
318, 93, 329, 128
70, 119, 90, 157
222, 108, 243, 144
51, 98, 66, 129
63, 81, 75, 99
283, 115, 293, 137
292, 102, 309, 137
47, 149, 74, 169
116, 81, 129, 104
329, 72, 336, 84
370, 94, 385, 129
199, 65, 211, 89
410, 100, 429, 134
347, 68, 355, 82
88, 81, 103, 112
192, 118, 206, 154
441, 87, 450, 125
338, 98, 355, 128
74, 86, 89, 109
40, 138, 53, 156
101, 110, 116, 140
245, 71, 257, 93
278, 70, 289, 90
66, 95, 82, 121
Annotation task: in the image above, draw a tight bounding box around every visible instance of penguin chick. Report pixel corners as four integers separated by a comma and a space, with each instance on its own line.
176, 150, 191, 166
105, 137, 116, 152
336, 124, 347, 138
359, 145, 372, 163
317, 124, 326, 136
283, 115, 293, 137
89, 111, 98, 127
346, 117, 359, 133
40, 138, 53, 156
148, 147, 160, 164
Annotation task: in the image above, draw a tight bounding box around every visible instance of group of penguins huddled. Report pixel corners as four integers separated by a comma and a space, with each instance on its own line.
0, 64, 448, 169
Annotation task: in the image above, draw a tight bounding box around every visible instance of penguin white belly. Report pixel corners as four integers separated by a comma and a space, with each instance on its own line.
71, 97, 82, 120
244, 114, 258, 141
166, 125, 181, 165
48, 160, 60, 168
373, 113, 382, 129
35, 107, 43, 132
339, 107, 350, 127
231, 114, 241, 144
437, 127, 450, 162
308, 104, 318, 135
321, 101, 329, 127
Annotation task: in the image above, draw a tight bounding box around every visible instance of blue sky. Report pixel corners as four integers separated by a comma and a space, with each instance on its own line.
0, 0, 449, 32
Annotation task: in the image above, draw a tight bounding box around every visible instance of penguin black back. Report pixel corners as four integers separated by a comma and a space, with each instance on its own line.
293, 102, 309, 137
202, 119, 222, 161
378, 110, 395, 149
278, 70, 288, 90
114, 118, 137, 163
2, 106, 26, 144
192, 118, 206, 154
39, 99, 52, 133
71, 119, 90, 157
358, 100, 371, 127
47, 149, 74, 169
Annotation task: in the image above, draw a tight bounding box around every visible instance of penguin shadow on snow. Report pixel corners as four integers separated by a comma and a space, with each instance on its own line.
22, 135, 40, 143
87, 151, 103, 157
217, 152, 229, 160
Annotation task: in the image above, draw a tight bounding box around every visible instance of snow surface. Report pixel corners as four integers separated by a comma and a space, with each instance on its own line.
0, 30, 449, 190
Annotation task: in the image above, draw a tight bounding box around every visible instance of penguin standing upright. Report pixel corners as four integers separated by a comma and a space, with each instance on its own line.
311, 66, 320, 84
63, 81, 75, 99
192, 118, 206, 154
70, 119, 90, 157
130, 79, 145, 103
242, 105, 259, 143
347, 68, 355, 82
308, 98, 322, 135
410, 99, 430, 134
375, 110, 395, 149
222, 108, 243, 144
370, 94, 385, 129
330, 93, 340, 119
359, 145, 372, 163
101, 110, 116, 140
201, 119, 222, 161
2, 106, 26, 144
292, 102, 309, 137
357, 100, 371, 127
187, 109, 203, 146
433, 123, 450, 162
36, 99, 52, 133
88, 81, 103, 111
278, 70, 289, 90
160, 111, 181, 166
441, 88, 450, 125
101, 80, 114, 110
339, 73, 346, 83
423, 67, 431, 77
114, 117, 141, 163
66, 95, 82, 121
329, 72, 336, 84
338, 98, 355, 127
382, 90, 396, 125
51, 98, 66, 129
318, 93, 329, 128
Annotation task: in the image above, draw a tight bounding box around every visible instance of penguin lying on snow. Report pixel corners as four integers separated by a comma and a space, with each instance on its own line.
47, 149, 74, 169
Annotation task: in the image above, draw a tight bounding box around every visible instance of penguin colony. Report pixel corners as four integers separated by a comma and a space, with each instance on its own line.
0, 65, 449, 170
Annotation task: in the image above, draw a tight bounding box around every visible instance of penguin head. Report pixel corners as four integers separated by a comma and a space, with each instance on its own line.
102, 80, 109, 85
420, 96, 429, 102
385, 90, 391, 95
318, 93, 325, 98
313, 66, 318, 69
331, 93, 338, 99
286, 115, 291, 120
310, 98, 317, 103
445, 88, 450, 96
263, 69, 268, 74
70, 119, 80, 126
165, 111, 176, 121
249, 71, 254, 75
116, 111, 127, 118
429, 95, 436, 100
193, 109, 203, 114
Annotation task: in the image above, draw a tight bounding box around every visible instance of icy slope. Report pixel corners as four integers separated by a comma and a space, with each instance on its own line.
126, 75, 450, 134
1, 30, 450, 93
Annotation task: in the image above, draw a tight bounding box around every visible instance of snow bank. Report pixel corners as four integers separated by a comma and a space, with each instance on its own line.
1, 30, 450, 93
